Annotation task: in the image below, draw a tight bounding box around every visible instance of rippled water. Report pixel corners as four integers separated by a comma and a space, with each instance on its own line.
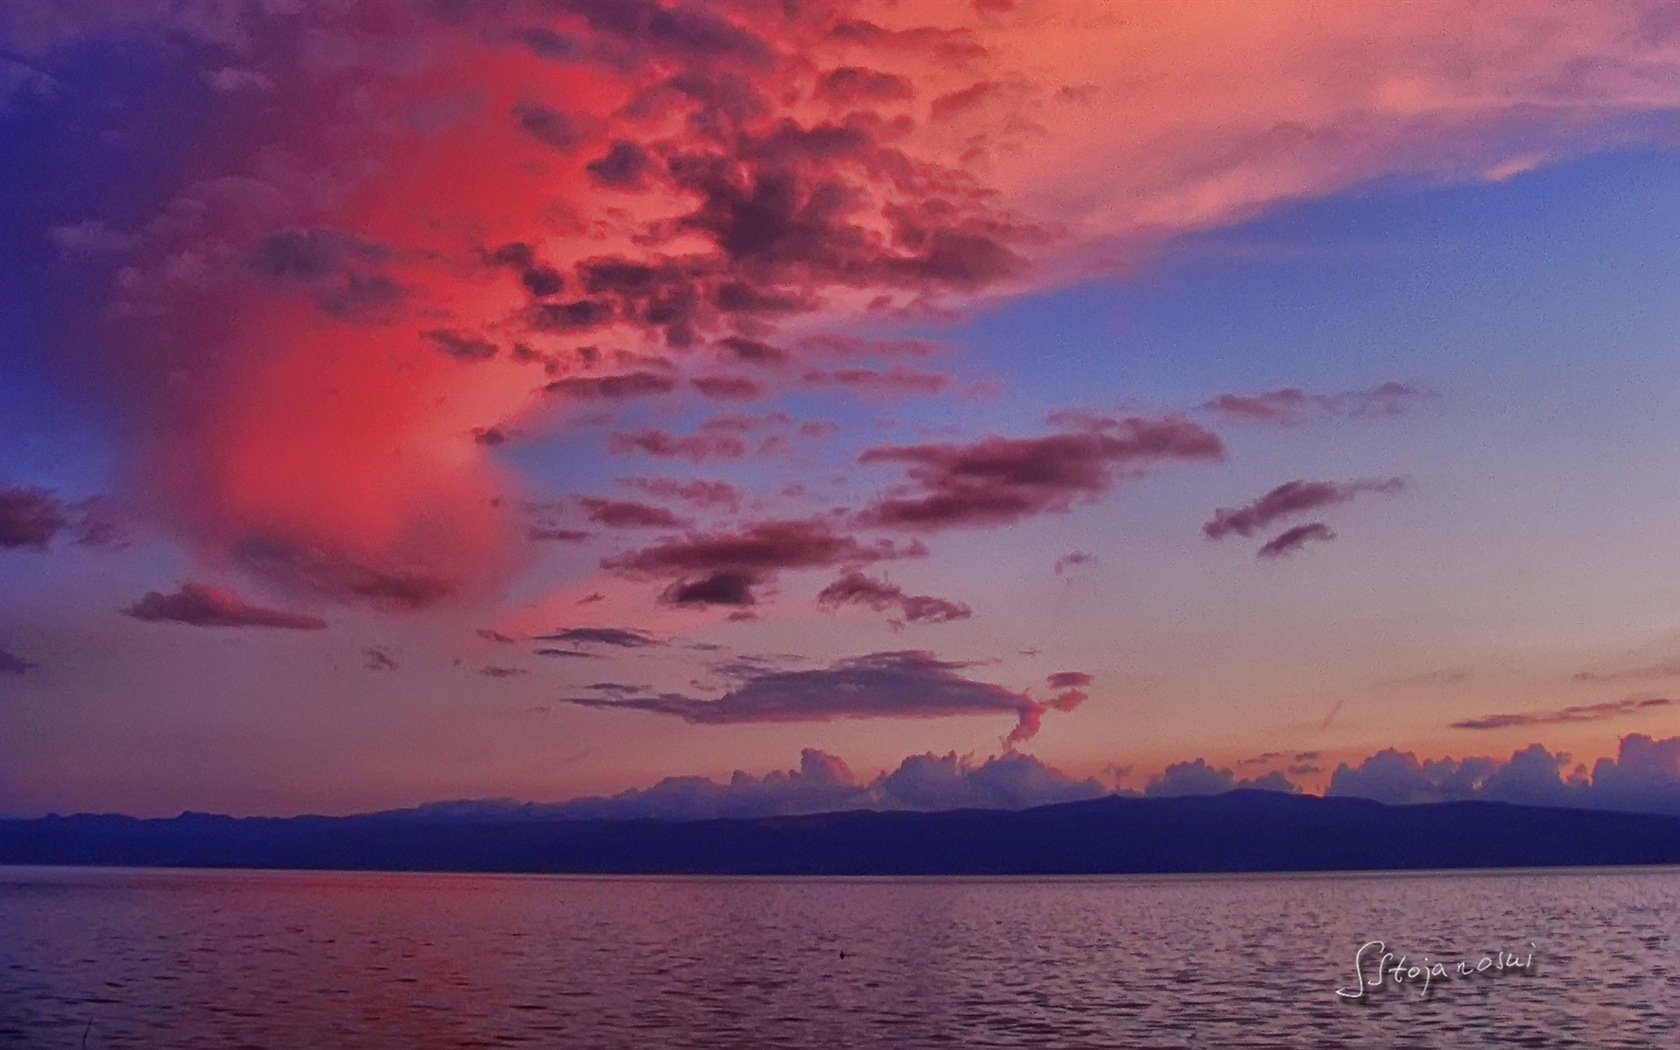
1, 865, 1676, 1048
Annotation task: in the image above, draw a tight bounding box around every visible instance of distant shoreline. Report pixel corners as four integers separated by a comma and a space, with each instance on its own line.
6, 790, 1680, 878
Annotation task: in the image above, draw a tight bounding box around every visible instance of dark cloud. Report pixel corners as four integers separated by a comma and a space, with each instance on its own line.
1047, 671, 1092, 689
233, 538, 459, 611
816, 67, 915, 105
315, 271, 407, 321
528, 527, 594, 543
610, 428, 749, 462
623, 476, 742, 511
512, 98, 582, 152
507, 25, 584, 62
857, 416, 1223, 530
528, 299, 615, 333
797, 334, 944, 358
717, 334, 789, 366
479, 665, 529, 679
691, 374, 764, 400
561, 649, 1064, 746
424, 328, 498, 362
1053, 550, 1094, 576
662, 570, 758, 607
1574, 660, 1680, 684
801, 364, 950, 397
1202, 382, 1432, 426
122, 582, 328, 630
587, 141, 658, 190
0, 486, 120, 551
1451, 697, 1676, 731
364, 646, 397, 672
249, 227, 387, 282
930, 80, 1004, 120
0, 648, 37, 675
535, 648, 600, 659
0, 486, 68, 549
476, 628, 515, 644
578, 498, 690, 529
532, 627, 661, 648
521, 265, 565, 298
472, 426, 510, 446
1256, 522, 1336, 558
816, 570, 971, 624
546, 371, 677, 399
1204, 477, 1404, 539
606, 518, 925, 608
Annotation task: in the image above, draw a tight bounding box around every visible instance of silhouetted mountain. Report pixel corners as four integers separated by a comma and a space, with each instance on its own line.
4, 790, 1680, 875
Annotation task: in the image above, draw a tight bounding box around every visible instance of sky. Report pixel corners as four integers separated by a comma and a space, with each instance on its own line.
6, 0, 1680, 819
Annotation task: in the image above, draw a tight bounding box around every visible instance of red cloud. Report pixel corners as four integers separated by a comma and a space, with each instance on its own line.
857, 416, 1223, 529
577, 498, 690, 529
1204, 478, 1404, 539
20, 0, 1678, 618
1256, 523, 1336, 559
605, 519, 926, 608
816, 570, 972, 624
122, 583, 327, 630
1203, 383, 1432, 426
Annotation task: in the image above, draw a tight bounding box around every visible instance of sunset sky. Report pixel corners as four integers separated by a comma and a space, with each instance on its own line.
6, 0, 1680, 818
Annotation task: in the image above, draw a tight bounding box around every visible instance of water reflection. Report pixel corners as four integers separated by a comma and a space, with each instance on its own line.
0, 867, 1675, 1048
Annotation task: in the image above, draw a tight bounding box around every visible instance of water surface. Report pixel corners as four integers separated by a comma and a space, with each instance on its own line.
2, 866, 1675, 1048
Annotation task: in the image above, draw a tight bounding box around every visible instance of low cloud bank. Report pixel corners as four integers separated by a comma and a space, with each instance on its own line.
539, 749, 1106, 821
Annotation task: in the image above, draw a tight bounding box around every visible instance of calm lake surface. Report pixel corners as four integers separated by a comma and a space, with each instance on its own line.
1, 865, 1676, 1048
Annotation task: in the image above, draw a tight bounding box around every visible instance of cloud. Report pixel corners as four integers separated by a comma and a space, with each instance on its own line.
716, 335, 790, 366
545, 748, 1104, 821
560, 649, 1070, 746
1573, 660, 1680, 684
121, 583, 328, 630
0, 486, 119, 550
857, 416, 1223, 530
1052, 550, 1094, 576
816, 570, 972, 624
577, 498, 690, 529
364, 645, 398, 672
609, 428, 749, 463
530, 627, 660, 648
623, 477, 742, 511
800, 364, 952, 397
1204, 478, 1404, 539
528, 527, 594, 543
1044, 671, 1090, 711
1144, 758, 1301, 797
1257, 522, 1336, 558
0, 648, 37, 675
690, 374, 764, 400
662, 570, 759, 607
815, 66, 915, 106
1202, 383, 1431, 426
1451, 697, 1676, 731
0, 486, 67, 549
15, 0, 1680, 623
546, 372, 678, 399
479, 666, 528, 678
586, 141, 657, 190
605, 518, 925, 608
424, 328, 498, 362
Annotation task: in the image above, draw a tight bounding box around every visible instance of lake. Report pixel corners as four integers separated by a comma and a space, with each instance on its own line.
1, 866, 1675, 1047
